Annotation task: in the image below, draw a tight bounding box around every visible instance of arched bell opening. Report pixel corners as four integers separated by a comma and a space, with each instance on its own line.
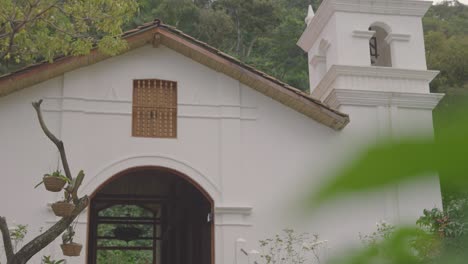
369, 23, 392, 67
87, 166, 214, 264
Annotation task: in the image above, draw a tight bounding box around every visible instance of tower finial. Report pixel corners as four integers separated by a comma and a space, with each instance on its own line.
305, 5, 315, 25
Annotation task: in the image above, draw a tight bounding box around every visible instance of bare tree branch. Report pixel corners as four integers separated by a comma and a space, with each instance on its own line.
0, 31, 16, 60
12, 197, 89, 264
32, 100, 73, 182
0, 0, 59, 60
0, 216, 14, 262
0, 100, 92, 264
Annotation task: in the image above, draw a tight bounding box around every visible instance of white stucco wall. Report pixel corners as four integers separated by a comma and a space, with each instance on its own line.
0, 43, 442, 264
0, 77, 63, 262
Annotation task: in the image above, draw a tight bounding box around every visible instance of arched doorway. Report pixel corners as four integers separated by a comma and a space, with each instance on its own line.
87, 167, 214, 264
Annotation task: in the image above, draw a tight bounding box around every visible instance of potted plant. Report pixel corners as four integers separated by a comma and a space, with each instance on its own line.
41, 255, 65, 264
61, 226, 82, 257
51, 199, 76, 217
35, 170, 70, 192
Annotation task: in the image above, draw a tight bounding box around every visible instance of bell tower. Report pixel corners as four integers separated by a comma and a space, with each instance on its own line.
298, 0, 442, 108
297, 0, 444, 225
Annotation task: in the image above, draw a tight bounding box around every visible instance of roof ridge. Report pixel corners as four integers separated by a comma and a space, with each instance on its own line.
0, 19, 349, 129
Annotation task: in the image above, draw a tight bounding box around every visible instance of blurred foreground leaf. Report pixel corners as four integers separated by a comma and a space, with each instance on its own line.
311, 104, 468, 205
329, 227, 440, 264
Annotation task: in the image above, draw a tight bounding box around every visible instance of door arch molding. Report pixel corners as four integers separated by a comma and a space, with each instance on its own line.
86, 165, 215, 264
81, 155, 221, 202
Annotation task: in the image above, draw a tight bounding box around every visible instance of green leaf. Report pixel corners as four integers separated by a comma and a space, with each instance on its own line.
310, 104, 468, 205
34, 180, 44, 189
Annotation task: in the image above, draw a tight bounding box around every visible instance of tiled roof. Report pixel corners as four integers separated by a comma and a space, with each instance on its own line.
0, 19, 349, 130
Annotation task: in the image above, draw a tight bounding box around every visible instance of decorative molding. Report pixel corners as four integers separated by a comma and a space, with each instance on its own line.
305, 5, 315, 25
298, 0, 432, 51
215, 206, 252, 215
332, 0, 432, 16
297, 0, 335, 51
318, 39, 331, 53
81, 154, 223, 198
311, 65, 439, 100
309, 39, 330, 67
385, 33, 411, 44
215, 206, 252, 227
310, 55, 326, 67
42, 96, 257, 120
325, 89, 444, 109
352, 30, 375, 39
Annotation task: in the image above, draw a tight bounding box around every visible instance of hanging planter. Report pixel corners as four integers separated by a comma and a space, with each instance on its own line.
52, 201, 75, 217
35, 170, 70, 192
113, 226, 143, 242
61, 226, 82, 257
43, 176, 67, 192
61, 243, 82, 257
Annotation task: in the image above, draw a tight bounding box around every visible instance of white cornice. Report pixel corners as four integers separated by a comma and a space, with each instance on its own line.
312, 65, 439, 100
325, 89, 444, 109
42, 97, 258, 120
297, 0, 432, 51
385, 33, 411, 44
353, 30, 376, 39
332, 0, 432, 16
215, 206, 253, 227
310, 55, 326, 67
215, 206, 252, 215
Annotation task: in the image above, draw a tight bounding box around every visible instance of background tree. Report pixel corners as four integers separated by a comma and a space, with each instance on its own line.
0, 0, 138, 73
0, 0, 139, 263
424, 1, 468, 200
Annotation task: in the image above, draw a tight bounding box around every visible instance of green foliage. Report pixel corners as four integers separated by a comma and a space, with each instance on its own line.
3, 0, 464, 93
34, 169, 70, 189
124, 0, 464, 92
359, 221, 396, 246
61, 226, 75, 244
348, 197, 468, 264
0, 0, 138, 72
330, 227, 436, 264
48, 170, 64, 178
246, 1, 310, 89
417, 197, 468, 253
423, 1, 468, 94
96, 205, 155, 264
310, 103, 468, 205
97, 250, 152, 264
259, 229, 323, 264
310, 101, 468, 263
41, 255, 65, 264
10, 224, 28, 252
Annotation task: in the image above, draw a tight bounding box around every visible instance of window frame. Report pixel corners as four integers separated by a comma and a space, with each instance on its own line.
132, 79, 178, 138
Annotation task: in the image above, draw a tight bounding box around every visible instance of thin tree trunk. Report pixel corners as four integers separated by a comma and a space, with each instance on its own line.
246, 36, 257, 58
0, 100, 89, 264
10, 198, 88, 264
234, 10, 241, 57
0, 217, 14, 263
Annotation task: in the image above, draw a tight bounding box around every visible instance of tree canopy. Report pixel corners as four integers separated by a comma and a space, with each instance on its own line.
123, 0, 467, 92
0, 0, 138, 73
0, 0, 466, 93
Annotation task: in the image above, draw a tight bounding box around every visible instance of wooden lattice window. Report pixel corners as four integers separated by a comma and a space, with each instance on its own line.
132, 79, 177, 138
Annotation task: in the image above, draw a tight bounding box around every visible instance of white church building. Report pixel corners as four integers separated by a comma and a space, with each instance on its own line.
0, 0, 444, 263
